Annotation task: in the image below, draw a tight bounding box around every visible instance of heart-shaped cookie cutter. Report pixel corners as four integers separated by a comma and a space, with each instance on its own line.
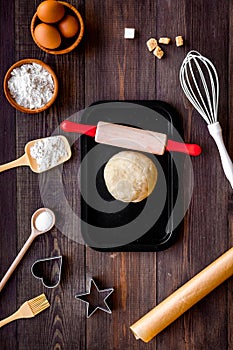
31, 256, 62, 288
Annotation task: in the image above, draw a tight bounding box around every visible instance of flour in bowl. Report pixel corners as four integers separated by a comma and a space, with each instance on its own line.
30, 136, 68, 171
7, 63, 54, 109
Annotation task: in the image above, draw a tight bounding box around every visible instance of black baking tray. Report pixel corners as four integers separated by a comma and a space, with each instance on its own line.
80, 100, 185, 251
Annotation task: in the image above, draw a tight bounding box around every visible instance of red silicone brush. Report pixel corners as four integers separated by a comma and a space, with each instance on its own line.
60, 120, 202, 156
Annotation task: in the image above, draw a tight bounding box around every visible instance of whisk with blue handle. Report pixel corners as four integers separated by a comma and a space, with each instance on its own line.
180, 50, 233, 188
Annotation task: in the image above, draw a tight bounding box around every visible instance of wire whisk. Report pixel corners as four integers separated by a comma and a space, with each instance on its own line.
180, 50, 233, 188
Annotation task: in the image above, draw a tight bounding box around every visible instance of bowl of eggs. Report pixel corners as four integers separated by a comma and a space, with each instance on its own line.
31, 0, 84, 55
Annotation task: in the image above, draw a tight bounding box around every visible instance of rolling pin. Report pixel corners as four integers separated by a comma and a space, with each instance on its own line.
130, 246, 233, 342
60, 120, 202, 156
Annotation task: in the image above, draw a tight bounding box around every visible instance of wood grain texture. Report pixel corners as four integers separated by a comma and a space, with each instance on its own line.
0, 0, 17, 349
154, 1, 190, 349
84, 1, 157, 350
228, 2, 233, 349
182, 1, 230, 349
155, 1, 230, 349
0, 0, 232, 349
13, 1, 85, 350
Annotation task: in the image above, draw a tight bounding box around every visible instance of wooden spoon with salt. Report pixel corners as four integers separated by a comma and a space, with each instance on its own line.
0, 208, 55, 292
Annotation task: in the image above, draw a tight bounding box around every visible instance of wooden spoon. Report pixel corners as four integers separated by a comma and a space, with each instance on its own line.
0, 135, 71, 173
0, 208, 55, 292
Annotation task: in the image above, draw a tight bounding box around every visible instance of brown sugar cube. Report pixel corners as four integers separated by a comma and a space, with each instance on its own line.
146, 38, 158, 52
153, 46, 164, 59
159, 37, 171, 45
175, 36, 184, 46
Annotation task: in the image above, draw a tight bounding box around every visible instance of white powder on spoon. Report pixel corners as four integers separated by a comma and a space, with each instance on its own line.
35, 211, 53, 231
7, 63, 54, 109
30, 136, 68, 172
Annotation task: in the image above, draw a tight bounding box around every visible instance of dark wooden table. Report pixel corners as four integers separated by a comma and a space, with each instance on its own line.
0, 0, 233, 349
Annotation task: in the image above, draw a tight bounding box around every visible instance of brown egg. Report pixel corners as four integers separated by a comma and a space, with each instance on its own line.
34, 23, 61, 49
37, 1, 65, 23
58, 15, 79, 38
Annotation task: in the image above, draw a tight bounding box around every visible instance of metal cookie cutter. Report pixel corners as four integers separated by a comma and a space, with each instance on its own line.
75, 278, 114, 318
31, 256, 62, 288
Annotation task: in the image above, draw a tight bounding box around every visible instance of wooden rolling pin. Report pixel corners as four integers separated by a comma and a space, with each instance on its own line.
130, 247, 233, 342
60, 120, 202, 156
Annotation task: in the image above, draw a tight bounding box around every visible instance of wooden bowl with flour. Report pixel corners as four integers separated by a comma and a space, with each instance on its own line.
3, 58, 58, 114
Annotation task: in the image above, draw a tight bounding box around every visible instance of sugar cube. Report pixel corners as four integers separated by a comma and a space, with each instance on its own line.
124, 28, 135, 39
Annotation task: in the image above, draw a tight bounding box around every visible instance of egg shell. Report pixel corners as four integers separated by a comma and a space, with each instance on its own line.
58, 14, 79, 38
37, 1, 65, 23
34, 23, 62, 49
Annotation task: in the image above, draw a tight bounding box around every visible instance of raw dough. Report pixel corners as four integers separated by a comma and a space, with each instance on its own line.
104, 151, 158, 203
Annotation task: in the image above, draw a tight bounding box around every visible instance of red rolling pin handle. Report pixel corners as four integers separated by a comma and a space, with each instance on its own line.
60, 120, 97, 137
60, 120, 202, 157
166, 139, 202, 156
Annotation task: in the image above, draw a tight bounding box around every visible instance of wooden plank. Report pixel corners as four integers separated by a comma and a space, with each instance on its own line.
154, 0, 192, 348
84, 0, 157, 349
13, 1, 86, 349
183, 1, 230, 348
0, 0, 17, 349
0, 0, 232, 349
84, 1, 156, 103
155, 0, 230, 349
156, 0, 230, 349
228, 1, 233, 348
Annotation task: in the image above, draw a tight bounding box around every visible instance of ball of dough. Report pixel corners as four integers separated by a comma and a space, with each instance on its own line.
104, 151, 158, 203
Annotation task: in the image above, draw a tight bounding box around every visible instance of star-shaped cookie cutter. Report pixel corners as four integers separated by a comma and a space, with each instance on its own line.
75, 279, 114, 318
